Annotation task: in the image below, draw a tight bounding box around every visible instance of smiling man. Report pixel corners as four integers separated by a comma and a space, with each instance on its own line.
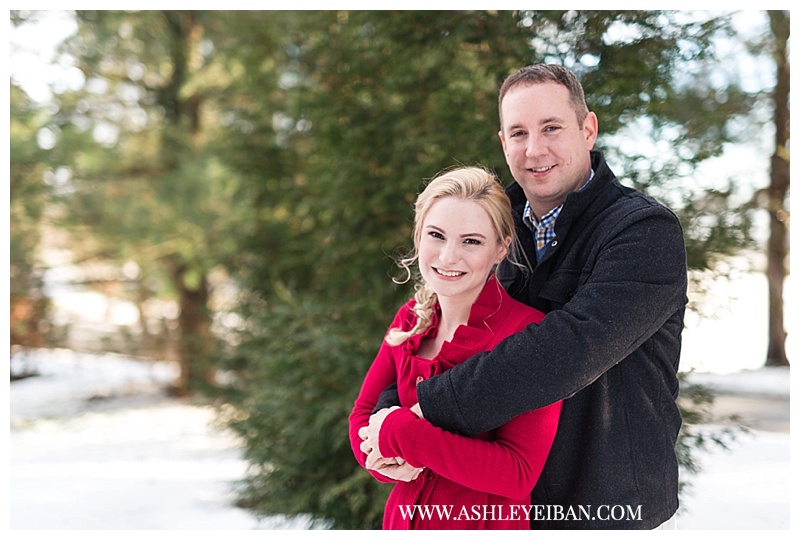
499, 78, 597, 221
361, 64, 688, 530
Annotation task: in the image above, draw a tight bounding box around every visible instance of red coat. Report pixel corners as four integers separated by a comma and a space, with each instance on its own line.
349, 276, 562, 529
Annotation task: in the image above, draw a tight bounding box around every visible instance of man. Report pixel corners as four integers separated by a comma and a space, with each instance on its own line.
359, 64, 687, 529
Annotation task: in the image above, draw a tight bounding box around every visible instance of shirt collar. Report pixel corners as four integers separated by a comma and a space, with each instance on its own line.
522, 168, 595, 230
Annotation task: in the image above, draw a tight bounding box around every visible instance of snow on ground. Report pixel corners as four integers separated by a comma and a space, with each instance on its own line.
7, 351, 791, 531
8, 350, 276, 530
677, 428, 791, 530
687, 367, 792, 397
6, 272, 794, 531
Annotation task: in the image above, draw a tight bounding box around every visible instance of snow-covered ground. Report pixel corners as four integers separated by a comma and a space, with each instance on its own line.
8, 349, 313, 531
8, 356, 792, 531
7, 272, 793, 531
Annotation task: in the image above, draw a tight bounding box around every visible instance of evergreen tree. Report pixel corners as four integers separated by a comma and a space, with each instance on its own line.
11, 9, 774, 529
218, 10, 761, 528
41, 10, 258, 393
220, 11, 532, 528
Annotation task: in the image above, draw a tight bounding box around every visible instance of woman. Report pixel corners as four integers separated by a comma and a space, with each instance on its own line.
348, 166, 562, 529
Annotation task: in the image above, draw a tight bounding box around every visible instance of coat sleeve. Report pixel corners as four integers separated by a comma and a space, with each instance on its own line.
380, 401, 562, 500
417, 206, 688, 436
372, 381, 400, 413
348, 304, 409, 483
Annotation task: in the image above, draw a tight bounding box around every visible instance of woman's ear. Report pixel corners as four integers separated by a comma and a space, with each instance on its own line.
497, 236, 512, 264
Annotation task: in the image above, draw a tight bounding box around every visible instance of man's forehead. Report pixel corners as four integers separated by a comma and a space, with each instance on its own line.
502, 82, 570, 105
500, 84, 575, 124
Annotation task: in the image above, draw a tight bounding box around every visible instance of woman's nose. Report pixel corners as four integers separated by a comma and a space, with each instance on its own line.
439, 241, 460, 264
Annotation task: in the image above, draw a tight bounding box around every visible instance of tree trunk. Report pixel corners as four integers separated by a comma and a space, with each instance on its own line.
171, 263, 215, 396
765, 10, 790, 367
161, 11, 215, 394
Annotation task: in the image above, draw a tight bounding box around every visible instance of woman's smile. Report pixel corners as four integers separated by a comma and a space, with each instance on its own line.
418, 197, 507, 309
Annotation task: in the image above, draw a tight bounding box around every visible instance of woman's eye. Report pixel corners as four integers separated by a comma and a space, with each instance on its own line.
428, 231, 444, 240
464, 238, 482, 245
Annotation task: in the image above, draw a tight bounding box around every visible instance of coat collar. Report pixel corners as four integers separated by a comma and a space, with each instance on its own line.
405, 275, 507, 364
506, 150, 613, 217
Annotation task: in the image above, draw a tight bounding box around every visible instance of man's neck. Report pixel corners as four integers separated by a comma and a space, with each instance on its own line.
527, 168, 595, 221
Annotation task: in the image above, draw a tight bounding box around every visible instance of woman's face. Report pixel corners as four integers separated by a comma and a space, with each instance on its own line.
418, 197, 508, 308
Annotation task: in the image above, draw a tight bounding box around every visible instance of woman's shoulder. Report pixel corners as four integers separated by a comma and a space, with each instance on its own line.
390, 297, 422, 331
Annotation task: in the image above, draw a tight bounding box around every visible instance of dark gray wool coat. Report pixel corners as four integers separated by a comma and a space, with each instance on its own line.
415, 150, 688, 530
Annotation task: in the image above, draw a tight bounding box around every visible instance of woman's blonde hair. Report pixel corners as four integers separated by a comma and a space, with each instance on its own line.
385, 166, 516, 346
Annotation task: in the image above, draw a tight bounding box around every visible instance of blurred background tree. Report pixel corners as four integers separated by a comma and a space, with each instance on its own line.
763, 10, 789, 367
25, 10, 264, 395
9, 9, 788, 529
10, 83, 53, 362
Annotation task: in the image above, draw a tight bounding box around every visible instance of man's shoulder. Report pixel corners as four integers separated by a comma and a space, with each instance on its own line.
590, 151, 679, 219
608, 185, 682, 225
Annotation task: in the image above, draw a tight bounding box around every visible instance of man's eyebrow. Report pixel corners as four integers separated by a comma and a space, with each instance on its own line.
539, 115, 564, 125
504, 116, 565, 131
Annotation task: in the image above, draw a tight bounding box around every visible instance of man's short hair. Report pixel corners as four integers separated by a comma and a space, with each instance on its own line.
498, 64, 589, 127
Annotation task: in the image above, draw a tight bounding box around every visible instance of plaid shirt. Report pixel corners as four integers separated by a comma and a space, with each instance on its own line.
523, 169, 595, 256
524, 204, 561, 250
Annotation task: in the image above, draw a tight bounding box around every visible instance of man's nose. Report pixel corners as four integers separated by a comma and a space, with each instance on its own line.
525, 133, 546, 157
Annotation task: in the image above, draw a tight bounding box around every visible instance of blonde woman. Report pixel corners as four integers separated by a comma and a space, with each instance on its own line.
349, 166, 561, 530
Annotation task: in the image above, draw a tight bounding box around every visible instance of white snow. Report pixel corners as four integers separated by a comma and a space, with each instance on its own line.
8, 350, 306, 531
6, 271, 793, 531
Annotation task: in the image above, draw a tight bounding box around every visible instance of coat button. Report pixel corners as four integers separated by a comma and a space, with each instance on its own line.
551, 240, 558, 247
416, 376, 424, 383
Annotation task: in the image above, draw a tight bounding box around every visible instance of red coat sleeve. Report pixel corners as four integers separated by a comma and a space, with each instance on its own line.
348, 304, 411, 483
379, 400, 561, 500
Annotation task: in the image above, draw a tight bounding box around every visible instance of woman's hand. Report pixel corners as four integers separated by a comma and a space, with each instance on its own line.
358, 406, 424, 482
358, 406, 398, 469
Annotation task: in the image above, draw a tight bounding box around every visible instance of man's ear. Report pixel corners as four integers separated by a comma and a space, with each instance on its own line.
498, 130, 507, 153
583, 111, 598, 150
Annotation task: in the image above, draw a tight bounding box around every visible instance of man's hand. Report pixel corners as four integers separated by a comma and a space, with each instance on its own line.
372, 457, 424, 482
358, 406, 398, 469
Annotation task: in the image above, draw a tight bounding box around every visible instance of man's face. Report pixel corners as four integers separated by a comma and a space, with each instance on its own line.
498, 82, 598, 219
